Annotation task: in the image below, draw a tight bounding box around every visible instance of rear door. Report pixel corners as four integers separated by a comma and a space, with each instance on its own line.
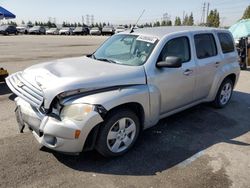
193, 32, 222, 100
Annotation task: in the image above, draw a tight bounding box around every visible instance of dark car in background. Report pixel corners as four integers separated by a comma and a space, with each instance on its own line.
28, 26, 46, 35
73, 27, 89, 35
101, 26, 115, 35
0, 25, 18, 35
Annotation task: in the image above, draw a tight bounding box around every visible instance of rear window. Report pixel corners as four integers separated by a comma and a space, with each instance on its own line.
217, 33, 235, 53
194, 34, 217, 59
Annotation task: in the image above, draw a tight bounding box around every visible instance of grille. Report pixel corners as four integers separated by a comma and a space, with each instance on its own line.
6, 72, 44, 108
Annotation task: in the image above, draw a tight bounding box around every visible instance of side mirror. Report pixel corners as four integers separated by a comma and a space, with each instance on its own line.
156, 56, 182, 68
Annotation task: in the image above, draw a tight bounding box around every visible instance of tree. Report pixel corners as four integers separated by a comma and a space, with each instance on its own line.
207, 9, 220, 27
166, 20, 172, 26
27, 21, 33, 27
153, 21, 160, 27
62, 21, 66, 27
174, 17, 181, 26
188, 13, 194, 26
7, 21, 17, 26
242, 5, 250, 19
21, 20, 25, 25
182, 14, 189, 25
161, 20, 167, 26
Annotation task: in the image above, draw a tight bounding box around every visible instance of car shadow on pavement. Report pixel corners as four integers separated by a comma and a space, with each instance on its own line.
50, 91, 250, 176
0, 82, 12, 95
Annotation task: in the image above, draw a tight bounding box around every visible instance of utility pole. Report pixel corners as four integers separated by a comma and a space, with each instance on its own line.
206, 2, 210, 24
91, 15, 94, 26
200, 2, 206, 24
183, 11, 185, 24
82, 16, 84, 25
86, 14, 90, 26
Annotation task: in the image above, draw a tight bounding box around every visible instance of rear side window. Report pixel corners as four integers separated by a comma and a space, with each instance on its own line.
159, 36, 191, 63
194, 34, 217, 59
217, 33, 235, 53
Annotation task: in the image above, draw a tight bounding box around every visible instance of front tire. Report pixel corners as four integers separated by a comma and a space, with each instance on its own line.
213, 78, 233, 108
95, 109, 140, 157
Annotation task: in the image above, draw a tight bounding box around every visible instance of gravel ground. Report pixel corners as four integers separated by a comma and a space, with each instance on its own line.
0, 35, 249, 188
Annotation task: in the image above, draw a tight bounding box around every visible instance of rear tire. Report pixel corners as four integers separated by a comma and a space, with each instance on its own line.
212, 78, 233, 108
95, 109, 140, 157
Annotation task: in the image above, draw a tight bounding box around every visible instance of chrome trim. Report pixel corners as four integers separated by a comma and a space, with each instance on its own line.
6, 72, 44, 108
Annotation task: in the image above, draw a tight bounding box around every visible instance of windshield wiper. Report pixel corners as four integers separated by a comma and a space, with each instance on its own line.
95, 58, 117, 64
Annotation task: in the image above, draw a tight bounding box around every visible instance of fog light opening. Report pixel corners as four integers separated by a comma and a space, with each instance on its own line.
44, 134, 57, 146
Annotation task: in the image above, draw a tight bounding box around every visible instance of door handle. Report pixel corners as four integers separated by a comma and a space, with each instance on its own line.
215, 62, 221, 67
183, 69, 193, 76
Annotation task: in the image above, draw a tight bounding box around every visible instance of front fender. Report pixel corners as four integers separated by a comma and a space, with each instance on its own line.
62, 85, 151, 129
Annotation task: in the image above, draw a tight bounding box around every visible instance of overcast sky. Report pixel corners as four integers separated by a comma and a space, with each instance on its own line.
0, 0, 249, 26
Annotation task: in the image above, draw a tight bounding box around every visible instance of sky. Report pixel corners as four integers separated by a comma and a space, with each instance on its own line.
0, 0, 249, 26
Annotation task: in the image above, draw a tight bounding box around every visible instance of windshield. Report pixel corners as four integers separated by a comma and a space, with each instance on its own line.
93, 34, 158, 66
49, 28, 57, 31
62, 27, 69, 30
32, 26, 40, 29
75, 27, 82, 30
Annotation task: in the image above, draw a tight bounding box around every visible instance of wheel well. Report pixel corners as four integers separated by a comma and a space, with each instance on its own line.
224, 74, 236, 86
106, 102, 145, 130
83, 102, 145, 151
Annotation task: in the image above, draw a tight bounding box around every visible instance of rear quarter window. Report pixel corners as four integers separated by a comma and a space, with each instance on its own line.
194, 33, 217, 59
217, 33, 235, 53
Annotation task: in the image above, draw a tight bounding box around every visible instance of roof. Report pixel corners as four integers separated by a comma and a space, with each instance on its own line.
129, 26, 226, 39
0, 6, 16, 19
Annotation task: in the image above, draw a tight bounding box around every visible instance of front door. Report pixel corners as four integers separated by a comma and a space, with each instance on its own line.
148, 35, 196, 115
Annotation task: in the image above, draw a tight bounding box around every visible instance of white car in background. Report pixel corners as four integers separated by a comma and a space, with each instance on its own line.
16, 25, 29, 34
90, 27, 101, 35
59, 27, 73, 35
115, 26, 126, 33
46, 28, 59, 35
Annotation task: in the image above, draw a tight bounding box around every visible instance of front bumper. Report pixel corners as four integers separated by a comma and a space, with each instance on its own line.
15, 97, 103, 153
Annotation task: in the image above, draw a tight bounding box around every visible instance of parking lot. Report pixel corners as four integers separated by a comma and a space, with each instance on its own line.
0, 35, 250, 188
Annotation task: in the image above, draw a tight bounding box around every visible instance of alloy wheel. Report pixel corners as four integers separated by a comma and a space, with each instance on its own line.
107, 117, 136, 153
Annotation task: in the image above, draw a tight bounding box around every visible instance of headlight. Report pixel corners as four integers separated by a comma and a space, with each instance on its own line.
61, 104, 94, 121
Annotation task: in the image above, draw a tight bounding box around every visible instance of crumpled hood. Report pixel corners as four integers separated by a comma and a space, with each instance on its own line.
22, 56, 146, 108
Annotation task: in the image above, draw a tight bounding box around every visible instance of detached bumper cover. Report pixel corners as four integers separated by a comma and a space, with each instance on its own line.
15, 97, 103, 153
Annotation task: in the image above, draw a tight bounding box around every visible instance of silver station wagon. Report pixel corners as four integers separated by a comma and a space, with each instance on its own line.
6, 26, 240, 157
